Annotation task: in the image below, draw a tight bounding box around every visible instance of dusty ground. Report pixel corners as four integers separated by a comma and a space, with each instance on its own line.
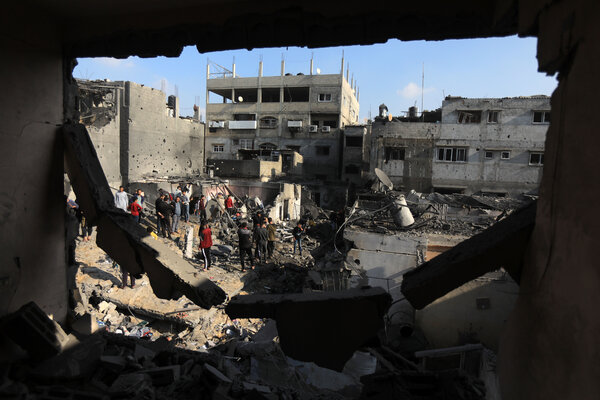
74, 216, 316, 352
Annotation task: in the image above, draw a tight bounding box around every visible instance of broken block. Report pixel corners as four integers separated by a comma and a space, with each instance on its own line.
0, 302, 69, 359
226, 287, 391, 371
139, 365, 181, 386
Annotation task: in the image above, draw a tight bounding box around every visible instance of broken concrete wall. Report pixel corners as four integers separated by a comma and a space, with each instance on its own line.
266, 183, 301, 222
0, 18, 67, 323
416, 271, 519, 352
124, 82, 204, 183
370, 121, 440, 192
78, 80, 123, 188
345, 229, 426, 325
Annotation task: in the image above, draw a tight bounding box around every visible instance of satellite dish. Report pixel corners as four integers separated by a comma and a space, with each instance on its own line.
316, 68, 321, 74
238, 96, 243, 102
374, 168, 394, 191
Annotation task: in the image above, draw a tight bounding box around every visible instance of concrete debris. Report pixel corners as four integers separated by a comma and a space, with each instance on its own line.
0, 302, 71, 359
401, 201, 536, 309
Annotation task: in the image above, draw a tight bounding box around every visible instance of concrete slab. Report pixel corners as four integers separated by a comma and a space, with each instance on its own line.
226, 287, 391, 371
63, 123, 226, 309
401, 202, 535, 309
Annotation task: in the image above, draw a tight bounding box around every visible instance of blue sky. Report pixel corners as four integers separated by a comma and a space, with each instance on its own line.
74, 36, 557, 122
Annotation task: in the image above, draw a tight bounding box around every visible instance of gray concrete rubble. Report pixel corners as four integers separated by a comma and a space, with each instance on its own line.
63, 123, 226, 309
401, 201, 536, 309
225, 287, 392, 371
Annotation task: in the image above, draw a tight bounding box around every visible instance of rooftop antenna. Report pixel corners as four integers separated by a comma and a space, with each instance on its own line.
421, 62, 425, 121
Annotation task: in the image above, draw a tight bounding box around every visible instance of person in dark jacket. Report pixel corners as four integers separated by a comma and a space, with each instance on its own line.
198, 194, 207, 223
292, 222, 304, 255
237, 222, 254, 271
254, 222, 269, 263
157, 195, 174, 239
198, 222, 213, 271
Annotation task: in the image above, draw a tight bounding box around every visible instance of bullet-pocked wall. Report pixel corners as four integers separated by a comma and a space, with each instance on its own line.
121, 82, 204, 184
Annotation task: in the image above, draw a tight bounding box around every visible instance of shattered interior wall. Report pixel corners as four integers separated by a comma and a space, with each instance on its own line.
0, 18, 67, 322
265, 183, 301, 222
78, 81, 123, 187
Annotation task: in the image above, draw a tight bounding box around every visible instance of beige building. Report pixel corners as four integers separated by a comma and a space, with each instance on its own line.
205, 58, 359, 180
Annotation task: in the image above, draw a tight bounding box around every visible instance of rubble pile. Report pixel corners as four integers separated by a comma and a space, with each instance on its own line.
351, 190, 534, 237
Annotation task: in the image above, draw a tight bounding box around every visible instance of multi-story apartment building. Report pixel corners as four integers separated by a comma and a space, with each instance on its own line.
370, 96, 550, 195
205, 59, 359, 180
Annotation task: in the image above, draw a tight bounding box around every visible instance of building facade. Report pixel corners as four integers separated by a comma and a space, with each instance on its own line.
370, 96, 550, 195
205, 59, 359, 180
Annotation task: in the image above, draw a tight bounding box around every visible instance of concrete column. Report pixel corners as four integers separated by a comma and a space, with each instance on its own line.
184, 226, 194, 259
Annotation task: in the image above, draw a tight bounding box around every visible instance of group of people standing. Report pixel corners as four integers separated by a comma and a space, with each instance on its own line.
114, 186, 147, 224
154, 186, 191, 239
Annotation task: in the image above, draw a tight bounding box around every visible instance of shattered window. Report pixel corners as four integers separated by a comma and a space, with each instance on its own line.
259, 117, 278, 128
384, 147, 405, 161
437, 147, 467, 162
533, 111, 550, 123
487, 111, 499, 123
501, 151, 511, 160
457, 110, 482, 123
345, 136, 363, 147
529, 152, 544, 165
318, 93, 332, 102
316, 146, 330, 156
239, 139, 253, 150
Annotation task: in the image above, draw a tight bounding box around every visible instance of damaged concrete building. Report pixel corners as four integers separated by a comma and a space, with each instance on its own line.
77, 79, 205, 188
205, 58, 360, 181
370, 96, 550, 195
2, 0, 600, 399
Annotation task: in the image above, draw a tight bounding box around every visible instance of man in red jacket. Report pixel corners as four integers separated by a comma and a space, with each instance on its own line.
198, 222, 213, 271
225, 194, 234, 215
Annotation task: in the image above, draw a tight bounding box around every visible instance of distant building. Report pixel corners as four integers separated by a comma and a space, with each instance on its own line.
205, 58, 360, 180
370, 96, 550, 195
